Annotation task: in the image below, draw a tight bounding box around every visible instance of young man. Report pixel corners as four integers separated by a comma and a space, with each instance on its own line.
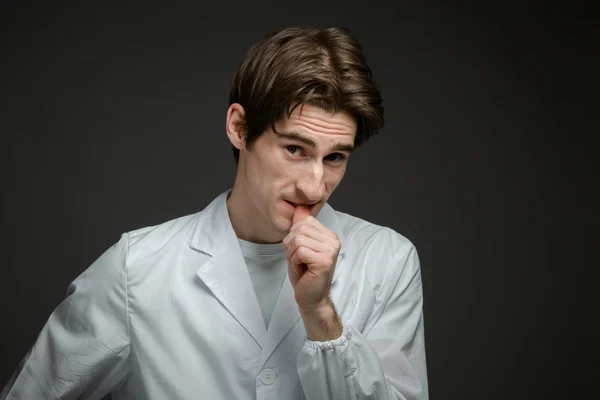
2, 26, 428, 399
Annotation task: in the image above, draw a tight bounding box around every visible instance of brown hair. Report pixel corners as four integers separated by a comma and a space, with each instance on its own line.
229, 26, 384, 163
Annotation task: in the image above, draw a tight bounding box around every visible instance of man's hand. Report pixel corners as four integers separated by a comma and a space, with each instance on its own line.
283, 205, 343, 341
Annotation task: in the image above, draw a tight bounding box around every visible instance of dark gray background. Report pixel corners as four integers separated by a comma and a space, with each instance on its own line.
1, 2, 597, 399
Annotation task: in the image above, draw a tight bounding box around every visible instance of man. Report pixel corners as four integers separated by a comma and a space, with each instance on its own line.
2, 26, 428, 399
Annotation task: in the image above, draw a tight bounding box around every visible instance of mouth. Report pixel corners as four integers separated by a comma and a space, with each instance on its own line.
284, 200, 314, 211
285, 200, 298, 209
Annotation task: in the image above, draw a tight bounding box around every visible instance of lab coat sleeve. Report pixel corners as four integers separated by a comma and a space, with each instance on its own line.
297, 234, 428, 400
1, 233, 132, 400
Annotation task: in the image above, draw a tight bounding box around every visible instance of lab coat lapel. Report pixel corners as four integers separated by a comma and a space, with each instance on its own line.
259, 202, 347, 368
259, 274, 300, 368
191, 191, 267, 349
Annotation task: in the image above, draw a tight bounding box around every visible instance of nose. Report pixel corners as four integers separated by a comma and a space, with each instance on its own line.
295, 161, 325, 204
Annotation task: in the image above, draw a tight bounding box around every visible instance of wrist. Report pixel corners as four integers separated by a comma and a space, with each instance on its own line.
300, 300, 343, 341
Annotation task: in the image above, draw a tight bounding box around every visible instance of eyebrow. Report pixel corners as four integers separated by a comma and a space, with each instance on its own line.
275, 131, 355, 154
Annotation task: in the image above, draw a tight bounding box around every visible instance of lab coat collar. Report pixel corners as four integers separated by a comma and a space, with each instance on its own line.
190, 189, 347, 268
190, 190, 346, 363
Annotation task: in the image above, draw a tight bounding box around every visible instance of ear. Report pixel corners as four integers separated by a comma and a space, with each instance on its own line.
226, 103, 247, 151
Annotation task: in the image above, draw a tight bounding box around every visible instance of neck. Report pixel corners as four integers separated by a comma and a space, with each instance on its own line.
226, 181, 284, 245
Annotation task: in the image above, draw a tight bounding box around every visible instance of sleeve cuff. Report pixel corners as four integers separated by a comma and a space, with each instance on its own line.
303, 324, 352, 350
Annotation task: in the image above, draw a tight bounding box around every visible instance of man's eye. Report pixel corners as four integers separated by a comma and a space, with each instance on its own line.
325, 153, 347, 162
286, 145, 301, 155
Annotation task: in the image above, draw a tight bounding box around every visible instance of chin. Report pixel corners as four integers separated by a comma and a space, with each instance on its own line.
278, 204, 296, 226
264, 218, 290, 241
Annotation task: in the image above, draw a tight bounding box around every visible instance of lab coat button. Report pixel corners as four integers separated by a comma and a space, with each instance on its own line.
259, 368, 277, 385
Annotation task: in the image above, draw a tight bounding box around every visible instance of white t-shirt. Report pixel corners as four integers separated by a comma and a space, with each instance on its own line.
237, 238, 288, 328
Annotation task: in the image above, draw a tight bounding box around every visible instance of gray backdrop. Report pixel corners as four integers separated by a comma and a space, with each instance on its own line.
1, 3, 596, 399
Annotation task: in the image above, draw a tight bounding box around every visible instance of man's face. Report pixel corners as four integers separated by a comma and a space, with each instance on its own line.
238, 104, 357, 241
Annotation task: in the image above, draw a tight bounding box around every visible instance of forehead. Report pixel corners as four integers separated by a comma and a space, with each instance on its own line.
276, 104, 357, 140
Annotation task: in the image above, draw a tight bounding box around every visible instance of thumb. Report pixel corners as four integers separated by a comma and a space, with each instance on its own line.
292, 205, 311, 226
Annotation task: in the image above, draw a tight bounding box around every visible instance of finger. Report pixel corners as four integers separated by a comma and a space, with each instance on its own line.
285, 234, 333, 257
284, 234, 328, 266
283, 224, 341, 251
287, 260, 305, 286
292, 205, 311, 226
292, 224, 338, 247
290, 216, 338, 242
290, 246, 321, 270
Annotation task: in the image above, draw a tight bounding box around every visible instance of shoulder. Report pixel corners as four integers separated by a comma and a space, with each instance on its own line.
123, 212, 201, 266
67, 206, 212, 304
333, 208, 416, 256
332, 208, 421, 288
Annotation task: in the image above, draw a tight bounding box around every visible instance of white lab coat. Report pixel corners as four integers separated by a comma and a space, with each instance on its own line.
2, 190, 428, 399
